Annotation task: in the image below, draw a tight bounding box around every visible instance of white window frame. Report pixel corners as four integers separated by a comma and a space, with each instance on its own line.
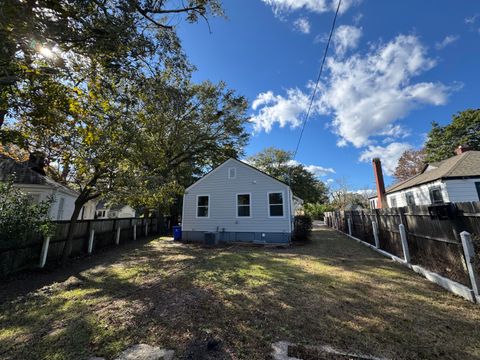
405, 191, 415, 206
390, 196, 397, 208
429, 186, 444, 205
228, 167, 236, 179
267, 191, 285, 218
196, 194, 210, 219
236, 193, 252, 218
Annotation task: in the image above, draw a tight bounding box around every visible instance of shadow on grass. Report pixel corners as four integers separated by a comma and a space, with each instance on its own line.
1, 227, 479, 360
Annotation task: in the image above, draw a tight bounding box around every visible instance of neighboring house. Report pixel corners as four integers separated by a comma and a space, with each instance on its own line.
369, 146, 480, 209
0, 153, 96, 220
181, 158, 301, 244
95, 200, 136, 219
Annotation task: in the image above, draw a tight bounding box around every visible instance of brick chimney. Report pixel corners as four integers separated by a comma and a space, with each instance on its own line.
454, 145, 471, 155
28, 152, 46, 176
372, 158, 387, 209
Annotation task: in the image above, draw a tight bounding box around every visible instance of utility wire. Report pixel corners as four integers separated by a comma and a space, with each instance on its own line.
291, 0, 342, 163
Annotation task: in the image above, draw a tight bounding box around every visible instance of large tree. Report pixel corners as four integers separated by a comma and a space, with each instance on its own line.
115, 75, 250, 212
246, 147, 329, 204
2, 0, 229, 264
424, 109, 480, 163
1, 0, 223, 131
393, 149, 426, 182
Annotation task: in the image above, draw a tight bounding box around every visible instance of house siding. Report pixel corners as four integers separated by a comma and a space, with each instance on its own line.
384, 180, 449, 207
444, 178, 480, 202
182, 159, 292, 239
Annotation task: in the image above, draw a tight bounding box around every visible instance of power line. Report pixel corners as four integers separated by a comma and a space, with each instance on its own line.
291, 0, 342, 162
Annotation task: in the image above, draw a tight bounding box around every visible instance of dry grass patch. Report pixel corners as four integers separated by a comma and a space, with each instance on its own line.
0, 229, 479, 359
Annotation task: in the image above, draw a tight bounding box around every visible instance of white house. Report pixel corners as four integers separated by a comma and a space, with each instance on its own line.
181, 158, 301, 244
369, 147, 480, 209
95, 201, 136, 219
0, 153, 96, 220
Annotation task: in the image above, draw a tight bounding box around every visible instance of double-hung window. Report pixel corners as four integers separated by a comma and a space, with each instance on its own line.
268, 192, 284, 217
197, 195, 209, 218
237, 194, 251, 217
405, 192, 415, 206
429, 186, 444, 205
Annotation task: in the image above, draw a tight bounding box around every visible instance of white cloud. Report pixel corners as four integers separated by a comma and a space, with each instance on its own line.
465, 14, 479, 24
359, 142, 412, 175
322, 34, 451, 147
251, 34, 451, 146
305, 164, 336, 177
293, 17, 311, 34
261, 0, 360, 15
251, 89, 313, 133
287, 160, 336, 177
333, 25, 362, 56
435, 35, 459, 50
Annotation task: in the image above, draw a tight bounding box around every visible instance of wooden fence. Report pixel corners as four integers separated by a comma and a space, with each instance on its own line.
325, 202, 480, 303
0, 217, 166, 277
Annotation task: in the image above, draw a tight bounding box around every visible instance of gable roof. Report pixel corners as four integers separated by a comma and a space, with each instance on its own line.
185, 158, 291, 192
0, 154, 79, 196
385, 151, 480, 194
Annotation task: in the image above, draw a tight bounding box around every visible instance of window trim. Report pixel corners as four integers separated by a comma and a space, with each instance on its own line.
389, 196, 397, 208
267, 191, 285, 218
405, 191, 416, 206
196, 194, 210, 219
228, 167, 236, 179
236, 193, 252, 218
429, 186, 444, 205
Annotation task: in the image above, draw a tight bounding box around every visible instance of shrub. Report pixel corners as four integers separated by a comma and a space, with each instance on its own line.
303, 203, 335, 220
292, 215, 313, 241
0, 179, 55, 243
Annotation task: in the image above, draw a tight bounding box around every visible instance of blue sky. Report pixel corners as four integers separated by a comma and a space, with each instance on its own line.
177, 0, 480, 191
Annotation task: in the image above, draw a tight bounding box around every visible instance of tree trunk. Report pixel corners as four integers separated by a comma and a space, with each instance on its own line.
60, 199, 85, 265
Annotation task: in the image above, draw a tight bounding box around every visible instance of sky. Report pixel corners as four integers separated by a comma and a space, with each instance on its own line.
177, 0, 480, 191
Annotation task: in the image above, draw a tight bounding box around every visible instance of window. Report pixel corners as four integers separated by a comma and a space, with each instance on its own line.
228, 167, 236, 179
237, 194, 251, 217
268, 192, 284, 217
197, 195, 209, 217
28, 193, 41, 204
390, 196, 397, 208
56, 197, 65, 219
429, 186, 444, 205
476, 182, 480, 201
405, 192, 415, 206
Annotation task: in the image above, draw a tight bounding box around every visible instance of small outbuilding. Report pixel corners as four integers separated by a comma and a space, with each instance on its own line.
181, 158, 300, 244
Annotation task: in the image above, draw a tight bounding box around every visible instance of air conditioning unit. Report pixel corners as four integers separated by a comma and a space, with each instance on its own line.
204, 232, 217, 246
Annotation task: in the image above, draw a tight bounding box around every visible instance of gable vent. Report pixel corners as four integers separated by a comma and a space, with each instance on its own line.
228, 167, 236, 179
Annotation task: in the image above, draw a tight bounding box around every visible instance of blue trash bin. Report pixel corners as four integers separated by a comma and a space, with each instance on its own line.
173, 226, 182, 241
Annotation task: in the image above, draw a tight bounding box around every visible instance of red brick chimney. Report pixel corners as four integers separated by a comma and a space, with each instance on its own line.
454, 145, 471, 155
372, 158, 387, 209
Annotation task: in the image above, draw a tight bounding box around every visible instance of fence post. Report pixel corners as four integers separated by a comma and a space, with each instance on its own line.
460, 231, 480, 299
39, 236, 51, 268
145, 220, 148, 237
133, 224, 137, 240
88, 229, 95, 254
347, 217, 352, 236
399, 224, 411, 264
115, 227, 121, 245
372, 220, 380, 248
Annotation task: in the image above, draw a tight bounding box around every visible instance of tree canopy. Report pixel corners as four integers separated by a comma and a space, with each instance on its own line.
393, 149, 426, 182
424, 109, 480, 163
246, 147, 329, 204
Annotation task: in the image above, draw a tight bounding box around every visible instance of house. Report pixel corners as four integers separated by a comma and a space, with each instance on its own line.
95, 201, 136, 219
181, 158, 301, 244
0, 153, 96, 220
369, 146, 480, 208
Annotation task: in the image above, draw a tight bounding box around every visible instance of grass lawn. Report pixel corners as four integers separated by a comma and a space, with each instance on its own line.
0, 226, 479, 359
